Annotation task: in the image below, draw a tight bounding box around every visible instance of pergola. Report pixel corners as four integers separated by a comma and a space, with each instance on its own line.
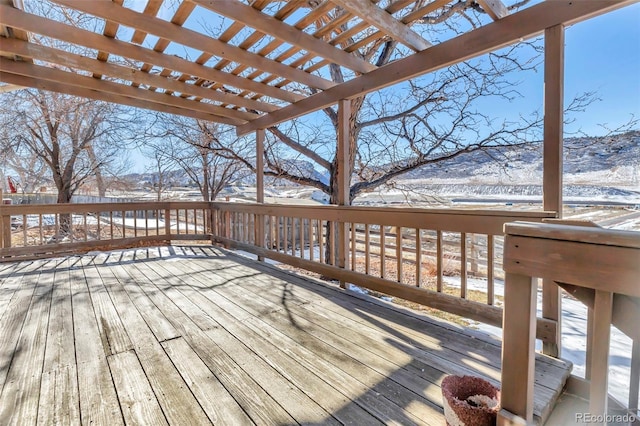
1, 1, 638, 424
0, 0, 633, 221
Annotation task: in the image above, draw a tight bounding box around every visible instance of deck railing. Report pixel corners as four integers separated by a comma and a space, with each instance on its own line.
0, 201, 212, 260
211, 202, 558, 344
0, 200, 561, 344
3, 200, 638, 422
500, 222, 640, 425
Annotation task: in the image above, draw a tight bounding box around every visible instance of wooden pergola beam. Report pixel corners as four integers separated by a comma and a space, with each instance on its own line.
0, 38, 275, 114
238, 0, 633, 135
0, 72, 230, 123
476, 0, 508, 21
94, 0, 124, 79
0, 82, 23, 93
331, 0, 431, 52
192, 0, 376, 74
0, 5, 302, 104
0, 59, 246, 125
52, 0, 336, 91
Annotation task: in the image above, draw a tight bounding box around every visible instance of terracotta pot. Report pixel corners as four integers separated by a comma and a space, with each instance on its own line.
441, 375, 500, 426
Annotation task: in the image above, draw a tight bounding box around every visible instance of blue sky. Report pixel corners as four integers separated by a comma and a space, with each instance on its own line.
552, 3, 640, 135
563, 3, 640, 135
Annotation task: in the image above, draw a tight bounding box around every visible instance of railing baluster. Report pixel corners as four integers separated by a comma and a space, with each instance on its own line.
329, 221, 336, 266
110, 211, 114, 240
351, 224, 356, 271
487, 234, 495, 305
300, 218, 305, 259
283, 216, 289, 255
396, 227, 402, 283
193, 209, 197, 235
461, 232, 467, 298
39, 214, 43, 245
22, 214, 27, 246
380, 225, 386, 279
309, 219, 315, 262
364, 223, 370, 275
84, 212, 88, 241
415, 228, 421, 287
165, 208, 171, 238
145, 210, 149, 237
436, 230, 443, 292
319, 220, 325, 264
134, 210, 138, 238
96, 211, 101, 241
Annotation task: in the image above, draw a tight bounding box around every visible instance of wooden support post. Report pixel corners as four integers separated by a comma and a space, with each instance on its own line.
499, 272, 537, 425
630, 338, 640, 413
585, 307, 594, 380
337, 99, 350, 288
256, 129, 265, 261
589, 290, 613, 423
542, 24, 565, 358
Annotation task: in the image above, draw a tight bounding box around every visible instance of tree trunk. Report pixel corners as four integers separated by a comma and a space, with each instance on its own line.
57, 187, 73, 236
86, 145, 106, 197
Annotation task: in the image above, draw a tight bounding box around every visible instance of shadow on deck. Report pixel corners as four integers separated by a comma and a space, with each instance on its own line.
0, 245, 571, 425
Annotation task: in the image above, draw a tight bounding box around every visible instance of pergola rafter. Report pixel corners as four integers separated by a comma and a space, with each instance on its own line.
0, 0, 631, 132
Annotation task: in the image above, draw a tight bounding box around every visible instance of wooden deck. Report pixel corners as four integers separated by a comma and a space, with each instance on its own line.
0, 246, 571, 425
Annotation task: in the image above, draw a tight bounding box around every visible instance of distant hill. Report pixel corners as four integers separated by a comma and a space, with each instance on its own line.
398, 130, 640, 187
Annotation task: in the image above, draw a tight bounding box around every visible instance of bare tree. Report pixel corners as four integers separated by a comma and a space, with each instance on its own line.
144, 115, 252, 202
0, 142, 49, 193
145, 149, 175, 202
0, 90, 134, 203
0, 90, 136, 235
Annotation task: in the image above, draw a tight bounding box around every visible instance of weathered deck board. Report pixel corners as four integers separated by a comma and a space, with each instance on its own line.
37, 259, 80, 425
0, 246, 572, 425
0, 260, 53, 425
0, 259, 47, 390
95, 259, 213, 426
69, 257, 124, 426
107, 350, 168, 426
176, 248, 569, 417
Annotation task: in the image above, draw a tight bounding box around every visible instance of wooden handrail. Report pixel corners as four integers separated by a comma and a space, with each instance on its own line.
499, 222, 640, 425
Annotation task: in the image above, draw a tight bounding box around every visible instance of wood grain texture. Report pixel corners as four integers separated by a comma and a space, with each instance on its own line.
0, 247, 572, 425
